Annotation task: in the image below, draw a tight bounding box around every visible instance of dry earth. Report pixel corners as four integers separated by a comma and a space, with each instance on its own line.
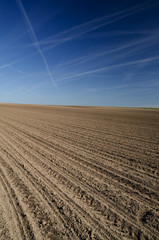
0, 103, 159, 240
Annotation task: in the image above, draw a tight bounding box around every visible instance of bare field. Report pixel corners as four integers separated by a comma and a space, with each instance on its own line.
0, 104, 159, 240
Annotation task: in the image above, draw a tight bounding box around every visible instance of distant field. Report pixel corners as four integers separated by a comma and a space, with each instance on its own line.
138, 108, 159, 110
0, 104, 158, 239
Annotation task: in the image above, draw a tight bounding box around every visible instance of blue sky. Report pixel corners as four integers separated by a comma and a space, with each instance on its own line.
0, 0, 159, 107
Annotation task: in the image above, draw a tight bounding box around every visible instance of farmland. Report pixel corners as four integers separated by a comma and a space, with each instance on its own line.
0, 104, 158, 240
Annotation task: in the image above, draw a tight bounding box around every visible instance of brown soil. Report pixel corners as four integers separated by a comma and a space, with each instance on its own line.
0, 103, 158, 240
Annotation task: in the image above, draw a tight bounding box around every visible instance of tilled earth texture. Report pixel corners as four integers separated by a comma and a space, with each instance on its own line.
0, 104, 158, 240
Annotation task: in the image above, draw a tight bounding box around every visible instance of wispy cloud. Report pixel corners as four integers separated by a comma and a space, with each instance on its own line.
77, 30, 158, 39
16, 0, 57, 89
0, 61, 17, 70
8, 9, 59, 48
55, 55, 159, 83
7, 66, 27, 74
23, 80, 50, 95
55, 33, 158, 70
20, 1, 158, 77
36, 1, 156, 52
87, 78, 159, 92
139, 79, 159, 87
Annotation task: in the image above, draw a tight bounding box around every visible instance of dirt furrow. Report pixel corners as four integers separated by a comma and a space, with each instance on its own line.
0, 115, 158, 166
0, 126, 158, 239
0, 121, 158, 223
0, 116, 158, 185
0, 136, 114, 240
0, 119, 158, 199
0, 121, 156, 210
0, 166, 35, 240
6, 123, 158, 201
0, 104, 158, 240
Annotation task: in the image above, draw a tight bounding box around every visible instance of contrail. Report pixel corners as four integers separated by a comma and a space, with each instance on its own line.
38, 0, 156, 50
0, 61, 17, 70
16, 0, 57, 89
63, 34, 157, 68
56, 55, 159, 82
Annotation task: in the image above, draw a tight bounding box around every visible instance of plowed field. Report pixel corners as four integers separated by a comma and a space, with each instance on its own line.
0, 104, 158, 240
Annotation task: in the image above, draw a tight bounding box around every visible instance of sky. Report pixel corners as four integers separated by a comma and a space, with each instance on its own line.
0, 0, 159, 107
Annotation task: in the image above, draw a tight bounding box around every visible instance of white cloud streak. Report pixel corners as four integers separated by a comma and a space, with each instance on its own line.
0, 61, 17, 70
8, 66, 27, 74
86, 78, 159, 93
16, 0, 57, 89
22, 1, 158, 74
56, 55, 159, 82
56, 34, 158, 70
37, 1, 156, 52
